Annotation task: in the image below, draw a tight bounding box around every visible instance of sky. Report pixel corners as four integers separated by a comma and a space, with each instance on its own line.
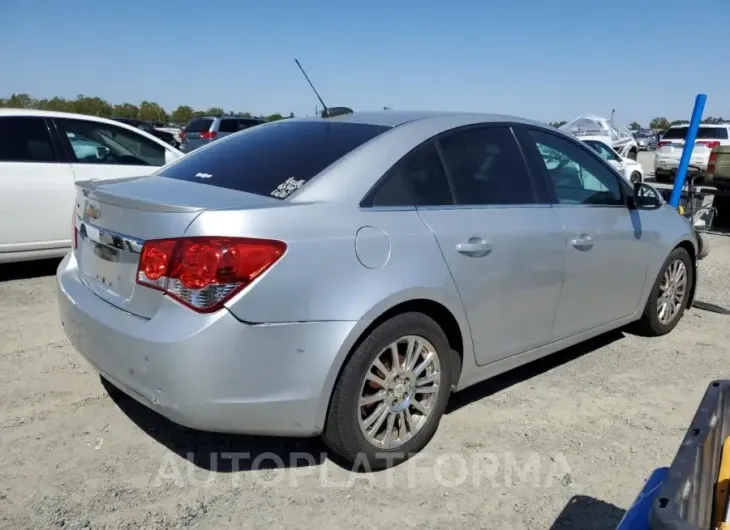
1, 0, 728, 126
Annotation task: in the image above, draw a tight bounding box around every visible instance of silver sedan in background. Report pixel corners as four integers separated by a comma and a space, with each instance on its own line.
57, 110, 697, 469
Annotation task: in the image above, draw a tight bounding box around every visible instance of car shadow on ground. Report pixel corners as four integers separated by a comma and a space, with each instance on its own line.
549, 495, 626, 530
109, 329, 625, 473
446, 330, 624, 414
0, 258, 61, 282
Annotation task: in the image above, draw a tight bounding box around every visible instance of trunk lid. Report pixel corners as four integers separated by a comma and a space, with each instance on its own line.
73, 175, 279, 319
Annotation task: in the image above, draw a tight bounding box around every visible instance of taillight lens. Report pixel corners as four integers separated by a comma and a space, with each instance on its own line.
136, 237, 286, 313
696, 140, 721, 149
200, 131, 217, 139
708, 152, 718, 174
657, 140, 671, 148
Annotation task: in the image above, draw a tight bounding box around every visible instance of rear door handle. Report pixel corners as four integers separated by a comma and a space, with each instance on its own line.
571, 235, 594, 250
456, 238, 492, 257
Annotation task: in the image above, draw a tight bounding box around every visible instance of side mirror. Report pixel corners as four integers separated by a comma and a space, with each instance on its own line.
631, 182, 663, 210
96, 146, 111, 159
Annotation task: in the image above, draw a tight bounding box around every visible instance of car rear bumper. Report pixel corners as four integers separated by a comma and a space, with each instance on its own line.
56, 253, 357, 437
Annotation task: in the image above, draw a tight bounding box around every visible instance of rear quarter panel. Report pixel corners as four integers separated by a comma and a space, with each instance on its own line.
183, 203, 471, 327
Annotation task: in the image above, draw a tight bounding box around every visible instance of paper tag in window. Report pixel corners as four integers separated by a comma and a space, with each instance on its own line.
271, 177, 305, 199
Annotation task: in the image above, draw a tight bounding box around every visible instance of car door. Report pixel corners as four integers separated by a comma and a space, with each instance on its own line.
519, 127, 653, 339
51, 117, 177, 183
379, 125, 567, 366
0, 116, 76, 251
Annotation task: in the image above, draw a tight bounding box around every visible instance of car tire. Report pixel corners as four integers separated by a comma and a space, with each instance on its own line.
323, 312, 454, 470
632, 247, 694, 337
697, 232, 710, 260
630, 171, 642, 184
654, 172, 670, 184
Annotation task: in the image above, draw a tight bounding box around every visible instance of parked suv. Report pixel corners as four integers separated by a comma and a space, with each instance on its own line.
180, 116, 265, 152
654, 124, 730, 182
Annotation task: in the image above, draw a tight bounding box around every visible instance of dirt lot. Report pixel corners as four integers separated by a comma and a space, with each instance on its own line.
2, 159, 730, 529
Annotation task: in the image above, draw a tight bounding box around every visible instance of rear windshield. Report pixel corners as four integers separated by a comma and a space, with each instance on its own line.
159, 120, 390, 199
662, 126, 729, 140
184, 118, 214, 133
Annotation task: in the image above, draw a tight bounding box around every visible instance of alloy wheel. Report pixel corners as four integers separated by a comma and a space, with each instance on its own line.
358, 335, 442, 450
657, 259, 688, 325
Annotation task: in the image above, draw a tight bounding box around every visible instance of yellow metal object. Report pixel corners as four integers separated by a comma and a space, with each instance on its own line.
713, 437, 730, 528
678, 205, 685, 215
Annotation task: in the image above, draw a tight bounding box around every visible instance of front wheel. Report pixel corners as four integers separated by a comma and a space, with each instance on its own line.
632, 247, 693, 336
324, 312, 453, 470
630, 171, 642, 184
627, 150, 638, 161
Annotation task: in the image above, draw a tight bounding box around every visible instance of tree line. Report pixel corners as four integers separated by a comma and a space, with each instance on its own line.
0, 93, 293, 125
549, 116, 728, 131
2, 93, 726, 131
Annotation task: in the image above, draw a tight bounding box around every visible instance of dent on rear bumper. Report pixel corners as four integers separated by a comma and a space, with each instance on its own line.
56, 253, 359, 437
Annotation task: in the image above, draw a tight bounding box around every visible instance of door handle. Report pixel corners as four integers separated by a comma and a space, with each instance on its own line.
571, 234, 594, 251
456, 238, 492, 257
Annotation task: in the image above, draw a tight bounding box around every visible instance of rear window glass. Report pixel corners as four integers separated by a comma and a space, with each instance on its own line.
663, 126, 729, 140
159, 120, 390, 199
217, 119, 239, 133
184, 118, 214, 133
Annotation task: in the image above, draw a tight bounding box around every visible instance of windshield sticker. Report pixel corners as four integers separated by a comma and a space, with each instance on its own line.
271, 177, 305, 199
194, 172, 212, 179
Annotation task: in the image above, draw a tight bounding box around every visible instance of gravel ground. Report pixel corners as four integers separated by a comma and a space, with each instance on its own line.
2, 151, 729, 529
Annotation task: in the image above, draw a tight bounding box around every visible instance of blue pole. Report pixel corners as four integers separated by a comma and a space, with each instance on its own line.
668, 93, 707, 208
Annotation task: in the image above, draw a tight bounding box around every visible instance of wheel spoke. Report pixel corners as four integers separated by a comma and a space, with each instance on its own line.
359, 391, 386, 407
365, 372, 386, 388
413, 351, 435, 377
389, 344, 401, 374
383, 412, 396, 444
362, 403, 388, 430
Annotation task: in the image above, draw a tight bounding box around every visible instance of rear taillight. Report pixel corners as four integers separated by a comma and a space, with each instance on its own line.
696, 140, 721, 149
200, 131, 217, 139
657, 140, 671, 148
708, 151, 718, 174
136, 237, 286, 313
179, 131, 186, 139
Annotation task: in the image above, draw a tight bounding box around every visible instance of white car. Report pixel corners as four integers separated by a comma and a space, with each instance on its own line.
583, 139, 644, 184
654, 123, 730, 183
0, 109, 184, 264
560, 114, 639, 160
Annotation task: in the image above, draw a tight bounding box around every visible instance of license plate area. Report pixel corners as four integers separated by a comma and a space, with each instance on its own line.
76, 220, 144, 302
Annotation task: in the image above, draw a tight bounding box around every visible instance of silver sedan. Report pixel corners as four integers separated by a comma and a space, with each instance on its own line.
57, 110, 697, 469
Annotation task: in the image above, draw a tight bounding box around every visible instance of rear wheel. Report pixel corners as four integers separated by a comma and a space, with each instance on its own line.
627, 149, 638, 161
324, 312, 453, 470
654, 172, 671, 184
633, 247, 693, 336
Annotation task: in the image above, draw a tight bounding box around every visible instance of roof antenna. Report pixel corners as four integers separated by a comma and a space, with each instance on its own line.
295, 59, 329, 117
294, 59, 353, 118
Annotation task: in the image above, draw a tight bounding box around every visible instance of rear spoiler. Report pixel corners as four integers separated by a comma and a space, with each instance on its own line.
75, 177, 203, 214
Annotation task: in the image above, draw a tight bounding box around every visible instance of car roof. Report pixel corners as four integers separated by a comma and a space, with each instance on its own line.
294, 109, 551, 130
669, 123, 729, 128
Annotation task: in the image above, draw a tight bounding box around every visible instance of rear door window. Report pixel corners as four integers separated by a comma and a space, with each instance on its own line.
0, 117, 59, 163
183, 118, 214, 133
217, 119, 239, 133
159, 120, 390, 198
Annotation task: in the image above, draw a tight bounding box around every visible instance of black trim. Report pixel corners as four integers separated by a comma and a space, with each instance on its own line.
45, 118, 75, 162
